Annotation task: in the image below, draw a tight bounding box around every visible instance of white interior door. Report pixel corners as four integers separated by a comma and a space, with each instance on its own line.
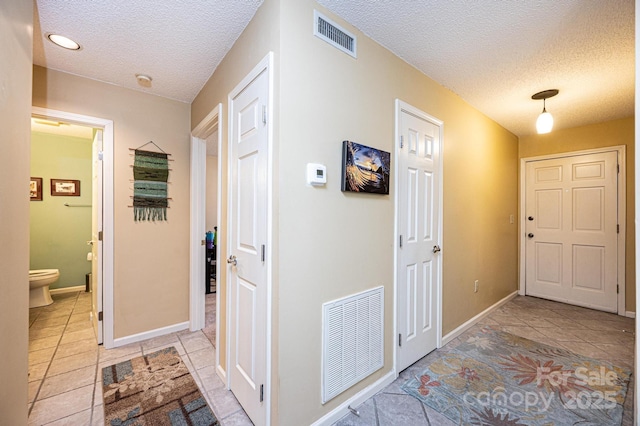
228, 64, 269, 425
396, 102, 442, 372
91, 129, 103, 344
525, 151, 618, 312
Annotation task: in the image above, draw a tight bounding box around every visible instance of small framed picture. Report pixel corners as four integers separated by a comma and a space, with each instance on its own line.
341, 141, 391, 194
30, 177, 43, 201
51, 179, 80, 196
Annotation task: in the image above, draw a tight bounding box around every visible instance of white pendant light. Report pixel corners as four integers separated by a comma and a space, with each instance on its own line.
532, 89, 559, 134
536, 102, 554, 134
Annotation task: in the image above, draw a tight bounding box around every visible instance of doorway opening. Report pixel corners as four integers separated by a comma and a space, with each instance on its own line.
31, 106, 115, 347
190, 104, 223, 378
189, 53, 274, 425
28, 118, 99, 417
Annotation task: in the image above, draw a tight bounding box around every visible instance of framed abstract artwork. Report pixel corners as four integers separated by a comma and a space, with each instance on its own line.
341, 140, 390, 194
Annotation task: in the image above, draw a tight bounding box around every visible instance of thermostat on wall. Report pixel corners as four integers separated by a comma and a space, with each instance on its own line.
307, 163, 327, 186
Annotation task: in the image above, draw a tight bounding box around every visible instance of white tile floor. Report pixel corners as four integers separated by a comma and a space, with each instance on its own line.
28, 291, 252, 425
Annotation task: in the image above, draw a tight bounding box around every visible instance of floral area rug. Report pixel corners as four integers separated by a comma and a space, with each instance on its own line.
402, 327, 631, 425
102, 346, 218, 425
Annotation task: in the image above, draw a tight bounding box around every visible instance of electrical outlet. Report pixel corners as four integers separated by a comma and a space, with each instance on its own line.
474, 280, 479, 293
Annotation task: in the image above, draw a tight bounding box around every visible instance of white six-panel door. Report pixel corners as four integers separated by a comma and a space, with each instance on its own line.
396, 102, 442, 372
228, 62, 270, 424
525, 151, 618, 312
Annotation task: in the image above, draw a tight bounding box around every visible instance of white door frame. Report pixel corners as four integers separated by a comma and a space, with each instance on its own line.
32, 106, 115, 348
393, 100, 444, 373
189, 104, 224, 379
226, 52, 274, 425
519, 146, 627, 315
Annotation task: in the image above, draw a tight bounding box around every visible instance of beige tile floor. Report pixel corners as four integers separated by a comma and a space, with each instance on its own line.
30, 293, 634, 425
28, 291, 252, 425
335, 295, 636, 425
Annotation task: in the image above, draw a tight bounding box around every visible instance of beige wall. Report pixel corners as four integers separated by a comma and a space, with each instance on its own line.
190, 0, 281, 416
192, 1, 523, 423
32, 66, 192, 338
0, 0, 32, 422
520, 117, 635, 312
190, 0, 281, 128
274, 1, 518, 423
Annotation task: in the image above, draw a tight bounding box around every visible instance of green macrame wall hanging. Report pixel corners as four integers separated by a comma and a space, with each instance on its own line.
132, 142, 170, 221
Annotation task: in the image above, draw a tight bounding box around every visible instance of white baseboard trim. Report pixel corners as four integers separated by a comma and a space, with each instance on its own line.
113, 321, 190, 348
49, 285, 86, 295
442, 291, 518, 346
625, 311, 635, 319
310, 370, 396, 426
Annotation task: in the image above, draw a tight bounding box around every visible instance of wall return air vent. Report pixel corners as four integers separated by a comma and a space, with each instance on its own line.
321, 286, 383, 403
314, 10, 357, 58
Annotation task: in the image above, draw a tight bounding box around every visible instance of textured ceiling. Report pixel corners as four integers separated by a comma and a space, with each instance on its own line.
33, 1, 633, 136
317, 0, 635, 136
33, 0, 263, 103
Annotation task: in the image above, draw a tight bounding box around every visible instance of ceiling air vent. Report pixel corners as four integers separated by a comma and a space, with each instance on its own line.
314, 10, 357, 58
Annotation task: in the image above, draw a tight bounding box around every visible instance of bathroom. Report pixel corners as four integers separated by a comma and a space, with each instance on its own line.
29, 119, 94, 307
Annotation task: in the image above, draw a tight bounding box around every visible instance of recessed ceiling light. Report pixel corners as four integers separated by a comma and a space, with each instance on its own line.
47, 34, 81, 50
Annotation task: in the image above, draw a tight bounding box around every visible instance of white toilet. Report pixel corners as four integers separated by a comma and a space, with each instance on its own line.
29, 269, 59, 308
